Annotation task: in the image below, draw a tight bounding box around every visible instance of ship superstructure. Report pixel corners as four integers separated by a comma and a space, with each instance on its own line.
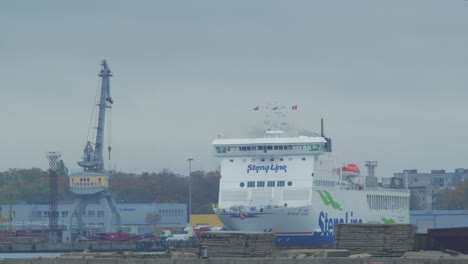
212, 104, 410, 247
64, 60, 121, 240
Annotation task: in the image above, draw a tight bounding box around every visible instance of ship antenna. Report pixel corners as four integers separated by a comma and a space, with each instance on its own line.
263, 102, 286, 131
321, 118, 324, 137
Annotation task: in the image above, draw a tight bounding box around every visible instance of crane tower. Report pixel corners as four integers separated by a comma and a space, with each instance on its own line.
64, 60, 121, 240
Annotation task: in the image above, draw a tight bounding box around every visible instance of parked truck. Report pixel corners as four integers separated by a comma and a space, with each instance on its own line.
160, 226, 194, 241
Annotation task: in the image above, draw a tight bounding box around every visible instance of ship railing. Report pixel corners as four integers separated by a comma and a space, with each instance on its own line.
336, 183, 410, 193
338, 187, 410, 193
217, 204, 287, 213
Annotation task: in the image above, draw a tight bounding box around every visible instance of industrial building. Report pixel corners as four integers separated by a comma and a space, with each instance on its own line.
394, 169, 468, 210
0, 203, 187, 241
411, 210, 468, 234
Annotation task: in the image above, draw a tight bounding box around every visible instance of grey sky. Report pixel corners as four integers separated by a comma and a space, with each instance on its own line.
1, 1, 467, 178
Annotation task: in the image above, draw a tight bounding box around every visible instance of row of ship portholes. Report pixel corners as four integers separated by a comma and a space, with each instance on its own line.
240, 181, 293, 188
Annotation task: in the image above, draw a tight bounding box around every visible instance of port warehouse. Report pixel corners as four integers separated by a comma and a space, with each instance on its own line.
0, 203, 188, 240
1, 202, 466, 233
411, 210, 468, 233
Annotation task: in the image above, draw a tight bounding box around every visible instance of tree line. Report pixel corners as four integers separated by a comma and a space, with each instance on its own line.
431, 180, 468, 210
0, 165, 220, 214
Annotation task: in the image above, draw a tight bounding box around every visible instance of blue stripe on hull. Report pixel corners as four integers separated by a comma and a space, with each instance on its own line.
274, 233, 334, 248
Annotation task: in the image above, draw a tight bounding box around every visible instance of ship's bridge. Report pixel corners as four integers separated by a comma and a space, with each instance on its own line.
212, 135, 327, 157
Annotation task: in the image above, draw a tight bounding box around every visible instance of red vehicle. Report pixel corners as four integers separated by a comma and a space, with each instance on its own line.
94, 232, 132, 241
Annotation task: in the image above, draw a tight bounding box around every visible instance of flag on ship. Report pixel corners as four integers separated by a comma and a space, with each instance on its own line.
291, 105, 298, 110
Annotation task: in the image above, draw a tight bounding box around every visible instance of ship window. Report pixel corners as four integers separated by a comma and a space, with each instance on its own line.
277, 181, 285, 187
267, 181, 275, 187
279, 145, 283, 150
230, 159, 234, 162
240, 182, 245, 187
247, 146, 251, 151
241, 146, 246, 151
267, 146, 273, 150
280, 158, 284, 161
257, 146, 263, 150
270, 158, 274, 162
98, 178, 101, 181
257, 181, 265, 187
274, 145, 278, 150
261, 159, 265, 162
287, 181, 292, 186
302, 158, 306, 161
247, 181, 255, 187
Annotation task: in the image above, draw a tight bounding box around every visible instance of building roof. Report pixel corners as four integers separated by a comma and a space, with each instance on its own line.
411, 210, 468, 216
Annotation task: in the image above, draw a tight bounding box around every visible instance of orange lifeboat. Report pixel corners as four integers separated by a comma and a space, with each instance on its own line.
342, 163, 360, 178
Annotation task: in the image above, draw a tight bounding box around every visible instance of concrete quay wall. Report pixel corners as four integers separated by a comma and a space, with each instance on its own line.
0, 258, 467, 264
0, 241, 193, 253
0, 242, 138, 253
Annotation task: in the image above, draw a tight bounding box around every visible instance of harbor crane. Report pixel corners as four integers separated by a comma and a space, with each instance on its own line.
64, 60, 121, 241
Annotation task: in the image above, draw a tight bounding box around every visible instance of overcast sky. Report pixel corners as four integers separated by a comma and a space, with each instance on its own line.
1, 1, 468, 178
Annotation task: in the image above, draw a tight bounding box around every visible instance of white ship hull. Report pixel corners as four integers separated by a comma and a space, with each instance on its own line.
215, 187, 409, 247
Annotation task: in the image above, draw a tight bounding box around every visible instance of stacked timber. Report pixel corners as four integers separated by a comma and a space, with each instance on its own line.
334, 224, 414, 257
197, 231, 274, 258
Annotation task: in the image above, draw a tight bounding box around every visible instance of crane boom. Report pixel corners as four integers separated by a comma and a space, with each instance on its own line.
77, 60, 113, 172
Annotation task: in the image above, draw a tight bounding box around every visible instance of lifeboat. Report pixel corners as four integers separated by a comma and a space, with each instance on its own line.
342, 163, 360, 178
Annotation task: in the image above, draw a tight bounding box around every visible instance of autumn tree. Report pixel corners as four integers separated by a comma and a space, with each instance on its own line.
145, 212, 161, 231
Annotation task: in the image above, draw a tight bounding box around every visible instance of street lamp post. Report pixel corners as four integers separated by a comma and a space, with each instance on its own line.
187, 158, 194, 225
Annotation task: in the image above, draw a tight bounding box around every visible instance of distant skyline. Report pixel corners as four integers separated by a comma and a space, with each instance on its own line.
1, 1, 468, 178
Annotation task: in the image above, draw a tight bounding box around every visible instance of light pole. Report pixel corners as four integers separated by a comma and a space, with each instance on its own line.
187, 158, 194, 225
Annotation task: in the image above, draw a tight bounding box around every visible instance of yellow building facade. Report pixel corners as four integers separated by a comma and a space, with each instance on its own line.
190, 214, 223, 226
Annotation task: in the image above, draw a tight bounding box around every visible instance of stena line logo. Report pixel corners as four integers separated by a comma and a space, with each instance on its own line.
316, 190, 343, 211
247, 164, 287, 173
315, 190, 363, 236
318, 211, 363, 237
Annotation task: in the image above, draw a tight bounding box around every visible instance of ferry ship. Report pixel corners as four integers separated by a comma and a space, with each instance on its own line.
212, 104, 410, 248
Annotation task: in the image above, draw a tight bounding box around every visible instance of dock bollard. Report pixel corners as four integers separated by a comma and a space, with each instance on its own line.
202, 245, 208, 259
